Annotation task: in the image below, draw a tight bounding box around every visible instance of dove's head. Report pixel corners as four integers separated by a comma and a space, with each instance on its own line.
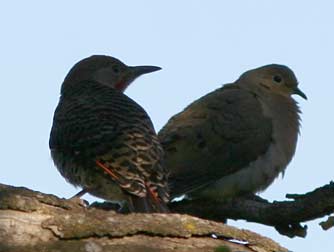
62, 55, 161, 93
237, 64, 307, 100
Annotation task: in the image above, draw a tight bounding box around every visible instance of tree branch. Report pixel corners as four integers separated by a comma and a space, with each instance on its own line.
170, 182, 334, 238
0, 183, 287, 252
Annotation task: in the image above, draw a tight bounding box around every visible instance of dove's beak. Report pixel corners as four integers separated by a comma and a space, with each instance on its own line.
293, 87, 307, 100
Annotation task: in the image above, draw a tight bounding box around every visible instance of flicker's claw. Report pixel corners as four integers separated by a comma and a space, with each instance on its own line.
68, 189, 89, 207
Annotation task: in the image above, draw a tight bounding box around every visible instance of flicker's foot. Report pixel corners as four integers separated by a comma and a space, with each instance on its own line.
68, 189, 89, 207
71, 189, 87, 198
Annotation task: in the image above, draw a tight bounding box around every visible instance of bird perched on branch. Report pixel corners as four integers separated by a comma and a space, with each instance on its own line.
159, 64, 306, 201
50, 55, 169, 212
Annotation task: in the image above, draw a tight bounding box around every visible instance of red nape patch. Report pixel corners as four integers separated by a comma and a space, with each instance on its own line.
115, 81, 128, 92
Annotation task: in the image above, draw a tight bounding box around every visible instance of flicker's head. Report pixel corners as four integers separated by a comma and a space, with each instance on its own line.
62, 55, 161, 93
237, 64, 307, 100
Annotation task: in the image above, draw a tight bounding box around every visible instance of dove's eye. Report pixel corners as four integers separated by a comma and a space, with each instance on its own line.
273, 75, 282, 83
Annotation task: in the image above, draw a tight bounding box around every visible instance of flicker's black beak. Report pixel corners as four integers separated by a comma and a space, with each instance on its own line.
293, 87, 307, 100
120, 65, 161, 91
129, 65, 162, 78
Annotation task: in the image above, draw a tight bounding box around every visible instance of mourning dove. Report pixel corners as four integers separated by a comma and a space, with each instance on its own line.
50, 55, 169, 212
159, 64, 306, 201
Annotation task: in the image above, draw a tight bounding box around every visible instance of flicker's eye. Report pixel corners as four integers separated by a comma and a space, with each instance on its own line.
112, 65, 120, 74
273, 75, 282, 83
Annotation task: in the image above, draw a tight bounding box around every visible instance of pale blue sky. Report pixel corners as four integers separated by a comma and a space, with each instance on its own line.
1, 1, 333, 251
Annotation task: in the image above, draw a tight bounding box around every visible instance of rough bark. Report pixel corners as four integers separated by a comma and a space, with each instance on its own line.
170, 182, 334, 238
0, 183, 287, 252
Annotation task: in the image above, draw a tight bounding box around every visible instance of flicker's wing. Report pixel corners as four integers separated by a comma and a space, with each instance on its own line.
50, 81, 168, 202
158, 85, 273, 198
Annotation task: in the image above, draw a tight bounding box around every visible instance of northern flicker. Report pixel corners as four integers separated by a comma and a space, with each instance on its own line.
49, 55, 169, 212
159, 64, 306, 201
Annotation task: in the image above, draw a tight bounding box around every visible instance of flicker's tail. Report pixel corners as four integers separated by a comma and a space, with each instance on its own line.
129, 194, 169, 213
